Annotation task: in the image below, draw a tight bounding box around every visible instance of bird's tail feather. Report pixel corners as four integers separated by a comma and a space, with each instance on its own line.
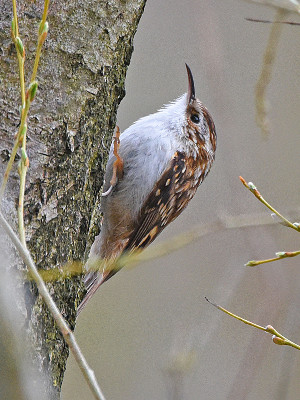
77, 268, 118, 315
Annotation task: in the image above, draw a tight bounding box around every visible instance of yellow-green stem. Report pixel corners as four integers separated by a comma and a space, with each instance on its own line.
0, 1, 26, 202
246, 256, 283, 267
1, 0, 49, 203
206, 298, 300, 350
18, 131, 28, 246
205, 297, 266, 332
41, 0, 50, 27
18, 0, 50, 242
240, 177, 300, 233
12, 0, 19, 36
18, 54, 25, 108
31, 41, 43, 83
12, 0, 25, 106
18, 171, 27, 246
31, 0, 50, 82
256, 194, 299, 232
246, 250, 300, 267
0, 97, 30, 202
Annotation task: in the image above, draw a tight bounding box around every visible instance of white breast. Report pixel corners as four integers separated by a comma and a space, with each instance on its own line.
102, 94, 188, 218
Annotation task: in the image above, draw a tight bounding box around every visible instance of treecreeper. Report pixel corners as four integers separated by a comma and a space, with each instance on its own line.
78, 65, 217, 313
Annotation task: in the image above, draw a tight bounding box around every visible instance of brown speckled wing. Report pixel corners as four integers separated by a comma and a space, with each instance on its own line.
124, 151, 205, 252
78, 149, 212, 313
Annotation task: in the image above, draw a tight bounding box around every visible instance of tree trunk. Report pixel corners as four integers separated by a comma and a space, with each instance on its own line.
0, 0, 146, 398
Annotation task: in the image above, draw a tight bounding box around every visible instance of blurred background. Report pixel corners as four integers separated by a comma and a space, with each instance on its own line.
62, 1, 300, 399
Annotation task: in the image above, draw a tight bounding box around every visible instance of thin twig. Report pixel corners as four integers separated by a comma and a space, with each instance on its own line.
12, 0, 19, 36
0, 131, 22, 201
246, 249, 300, 267
31, 5, 49, 83
255, 8, 287, 137
246, 17, 300, 26
18, 0, 49, 245
0, 1, 49, 204
41, 0, 50, 28
239, 176, 300, 232
18, 139, 29, 246
0, 211, 106, 400
16, 83, 38, 243
0, 94, 30, 203
12, 0, 25, 108
205, 297, 300, 350
0, 0, 27, 202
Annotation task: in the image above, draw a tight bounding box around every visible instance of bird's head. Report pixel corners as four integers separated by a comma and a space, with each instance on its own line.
184, 64, 216, 155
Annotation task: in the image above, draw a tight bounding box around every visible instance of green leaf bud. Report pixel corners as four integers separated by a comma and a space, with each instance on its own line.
27, 81, 38, 102
16, 36, 25, 57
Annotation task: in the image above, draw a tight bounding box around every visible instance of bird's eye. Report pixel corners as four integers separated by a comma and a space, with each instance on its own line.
191, 114, 200, 124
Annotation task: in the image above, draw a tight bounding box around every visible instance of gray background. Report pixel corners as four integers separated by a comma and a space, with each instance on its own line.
62, 1, 300, 399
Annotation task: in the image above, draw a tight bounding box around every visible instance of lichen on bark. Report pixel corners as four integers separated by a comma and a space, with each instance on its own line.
0, 0, 146, 397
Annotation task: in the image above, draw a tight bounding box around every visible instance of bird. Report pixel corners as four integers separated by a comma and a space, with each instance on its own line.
78, 64, 216, 313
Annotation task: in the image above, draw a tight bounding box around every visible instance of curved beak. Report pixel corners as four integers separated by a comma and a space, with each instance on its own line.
185, 64, 195, 104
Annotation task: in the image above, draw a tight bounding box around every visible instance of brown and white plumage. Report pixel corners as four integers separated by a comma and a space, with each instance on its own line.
78, 65, 216, 313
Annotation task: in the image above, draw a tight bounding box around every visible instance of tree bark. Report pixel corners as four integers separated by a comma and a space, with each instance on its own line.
0, 0, 146, 398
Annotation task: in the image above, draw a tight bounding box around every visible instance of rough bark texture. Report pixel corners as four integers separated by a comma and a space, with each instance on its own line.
0, 0, 146, 398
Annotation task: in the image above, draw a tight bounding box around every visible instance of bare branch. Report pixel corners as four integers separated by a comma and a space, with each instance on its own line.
245, 249, 300, 266
246, 17, 300, 25
0, 211, 106, 400
205, 297, 300, 350
240, 176, 300, 232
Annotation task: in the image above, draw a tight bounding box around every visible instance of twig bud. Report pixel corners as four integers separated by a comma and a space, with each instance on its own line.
272, 336, 285, 345
248, 182, 256, 190
19, 105, 24, 116
275, 252, 285, 258
19, 124, 27, 144
265, 325, 275, 333
21, 148, 27, 162
21, 148, 30, 168
245, 260, 258, 267
27, 81, 38, 102
42, 21, 49, 35
16, 36, 25, 58
247, 181, 261, 197
38, 21, 49, 45
39, 20, 48, 35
